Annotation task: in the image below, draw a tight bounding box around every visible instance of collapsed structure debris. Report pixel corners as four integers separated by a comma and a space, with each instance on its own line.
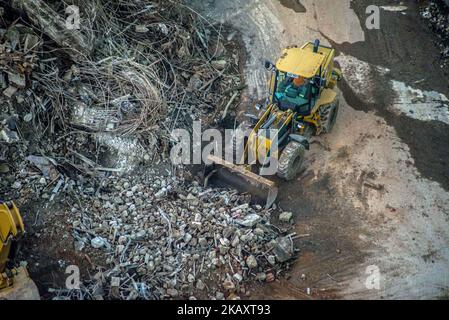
0, 0, 298, 300
2, 0, 244, 171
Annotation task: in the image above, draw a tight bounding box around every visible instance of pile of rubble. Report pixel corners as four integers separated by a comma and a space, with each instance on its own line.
420, 0, 449, 65
2, 147, 297, 300
60, 173, 296, 300
0, 23, 40, 101
0, 21, 41, 148
1, 0, 243, 172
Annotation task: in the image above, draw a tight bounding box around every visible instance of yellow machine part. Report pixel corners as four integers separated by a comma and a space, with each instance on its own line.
276, 47, 326, 78
245, 105, 293, 164
276, 42, 336, 83
273, 41, 341, 92
0, 202, 24, 276
303, 88, 338, 134
0, 202, 40, 300
0, 266, 40, 300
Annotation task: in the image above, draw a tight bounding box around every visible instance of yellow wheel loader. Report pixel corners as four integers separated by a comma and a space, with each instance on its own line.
206, 40, 342, 207
0, 201, 40, 300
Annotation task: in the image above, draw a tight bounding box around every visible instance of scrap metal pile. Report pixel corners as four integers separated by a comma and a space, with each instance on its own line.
0, 0, 297, 299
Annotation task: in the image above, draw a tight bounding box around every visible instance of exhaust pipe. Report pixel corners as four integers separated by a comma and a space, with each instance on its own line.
313, 39, 320, 53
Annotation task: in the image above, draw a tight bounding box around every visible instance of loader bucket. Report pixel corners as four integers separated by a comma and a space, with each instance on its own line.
204, 155, 278, 209
0, 267, 40, 300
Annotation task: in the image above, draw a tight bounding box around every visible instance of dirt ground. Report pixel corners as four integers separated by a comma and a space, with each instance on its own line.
190, 0, 449, 299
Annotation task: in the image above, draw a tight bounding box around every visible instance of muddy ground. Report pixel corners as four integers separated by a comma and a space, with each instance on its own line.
190, 0, 449, 299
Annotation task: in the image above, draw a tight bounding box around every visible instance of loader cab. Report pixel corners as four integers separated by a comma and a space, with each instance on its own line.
271, 71, 318, 116
266, 40, 334, 116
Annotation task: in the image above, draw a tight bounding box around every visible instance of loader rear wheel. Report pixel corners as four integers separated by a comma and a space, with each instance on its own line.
277, 141, 306, 181
319, 97, 339, 134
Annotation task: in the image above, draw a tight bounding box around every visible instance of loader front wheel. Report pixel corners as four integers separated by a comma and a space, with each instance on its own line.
277, 141, 306, 181
319, 97, 339, 134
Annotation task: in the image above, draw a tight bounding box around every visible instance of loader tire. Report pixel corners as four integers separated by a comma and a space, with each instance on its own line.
319, 97, 339, 134
277, 141, 306, 181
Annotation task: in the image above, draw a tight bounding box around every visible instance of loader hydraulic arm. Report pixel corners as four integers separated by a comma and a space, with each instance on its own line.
0, 202, 25, 289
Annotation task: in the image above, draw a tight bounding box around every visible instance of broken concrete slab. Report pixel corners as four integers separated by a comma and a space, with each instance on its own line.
272, 236, 294, 263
